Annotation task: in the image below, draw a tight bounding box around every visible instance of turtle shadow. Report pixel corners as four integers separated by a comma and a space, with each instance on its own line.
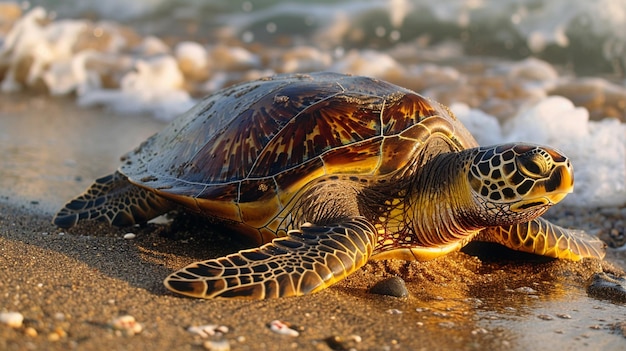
76, 211, 258, 296
1, 204, 253, 296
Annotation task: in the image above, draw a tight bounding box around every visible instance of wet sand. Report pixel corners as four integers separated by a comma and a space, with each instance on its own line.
1, 94, 626, 350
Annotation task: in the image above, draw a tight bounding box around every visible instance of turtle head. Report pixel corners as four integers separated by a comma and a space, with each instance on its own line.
466, 143, 573, 226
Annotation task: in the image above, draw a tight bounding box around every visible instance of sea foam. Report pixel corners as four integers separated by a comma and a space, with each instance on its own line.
0, 4, 624, 208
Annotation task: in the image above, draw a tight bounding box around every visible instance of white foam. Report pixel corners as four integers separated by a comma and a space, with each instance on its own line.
210, 45, 260, 71
138, 36, 171, 56
503, 96, 588, 144
451, 103, 503, 146
43, 50, 101, 95
280, 46, 333, 73
1, 7, 66, 91
0, 7, 128, 96
330, 50, 404, 78
496, 57, 559, 91
78, 55, 195, 121
175, 41, 208, 71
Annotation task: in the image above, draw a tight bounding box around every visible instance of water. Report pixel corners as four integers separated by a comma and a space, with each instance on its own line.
1, 0, 625, 208
25, 0, 626, 75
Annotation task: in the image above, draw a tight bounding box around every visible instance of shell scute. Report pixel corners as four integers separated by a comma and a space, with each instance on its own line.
238, 178, 281, 226
381, 93, 437, 135
248, 93, 383, 178
377, 136, 422, 175
273, 157, 327, 206
196, 183, 239, 202
320, 138, 383, 175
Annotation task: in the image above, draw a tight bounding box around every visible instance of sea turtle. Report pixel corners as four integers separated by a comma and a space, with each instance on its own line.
54, 72, 606, 299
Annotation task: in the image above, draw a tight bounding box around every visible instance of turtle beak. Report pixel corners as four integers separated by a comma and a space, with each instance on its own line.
544, 190, 570, 205
546, 161, 575, 196
510, 162, 574, 212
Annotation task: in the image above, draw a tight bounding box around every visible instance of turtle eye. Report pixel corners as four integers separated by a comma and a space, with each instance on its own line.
516, 152, 551, 178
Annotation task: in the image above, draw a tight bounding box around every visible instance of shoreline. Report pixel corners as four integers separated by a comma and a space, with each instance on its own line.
1, 201, 626, 350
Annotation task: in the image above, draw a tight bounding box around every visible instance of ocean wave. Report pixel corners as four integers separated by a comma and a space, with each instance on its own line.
0, 2, 625, 207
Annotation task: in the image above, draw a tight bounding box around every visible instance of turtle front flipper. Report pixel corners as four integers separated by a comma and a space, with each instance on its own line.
53, 171, 173, 228
164, 217, 377, 299
477, 217, 606, 260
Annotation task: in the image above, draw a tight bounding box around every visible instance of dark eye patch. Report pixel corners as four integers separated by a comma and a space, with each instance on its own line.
516, 179, 534, 195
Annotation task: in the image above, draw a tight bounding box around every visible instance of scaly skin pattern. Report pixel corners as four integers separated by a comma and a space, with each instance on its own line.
53, 171, 173, 228
52, 73, 606, 299
477, 218, 607, 260
165, 218, 376, 299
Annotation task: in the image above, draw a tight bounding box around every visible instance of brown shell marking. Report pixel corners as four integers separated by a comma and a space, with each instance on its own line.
120, 73, 466, 241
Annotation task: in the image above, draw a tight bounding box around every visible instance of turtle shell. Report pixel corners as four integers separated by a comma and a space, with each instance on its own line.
120, 72, 477, 241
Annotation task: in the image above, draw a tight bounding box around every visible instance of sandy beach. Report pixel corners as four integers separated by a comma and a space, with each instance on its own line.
1, 94, 626, 351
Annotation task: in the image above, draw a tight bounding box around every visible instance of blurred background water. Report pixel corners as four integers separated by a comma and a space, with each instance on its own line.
1, 0, 625, 208
24, 0, 626, 76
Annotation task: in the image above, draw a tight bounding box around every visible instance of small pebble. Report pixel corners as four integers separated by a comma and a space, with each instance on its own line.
556, 313, 572, 319
0, 312, 24, 328
369, 276, 409, 297
325, 335, 361, 350
587, 272, 626, 303
514, 286, 537, 294
188, 324, 229, 338
123, 233, 136, 240
52, 327, 67, 339
268, 320, 299, 337
463, 297, 483, 306
471, 328, 488, 335
203, 339, 231, 351
537, 314, 554, 321
438, 321, 456, 328
110, 315, 143, 336
386, 309, 403, 315
24, 327, 38, 337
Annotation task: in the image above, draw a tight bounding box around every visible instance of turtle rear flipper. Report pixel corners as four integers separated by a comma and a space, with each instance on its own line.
53, 171, 173, 228
477, 217, 606, 260
164, 217, 377, 299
